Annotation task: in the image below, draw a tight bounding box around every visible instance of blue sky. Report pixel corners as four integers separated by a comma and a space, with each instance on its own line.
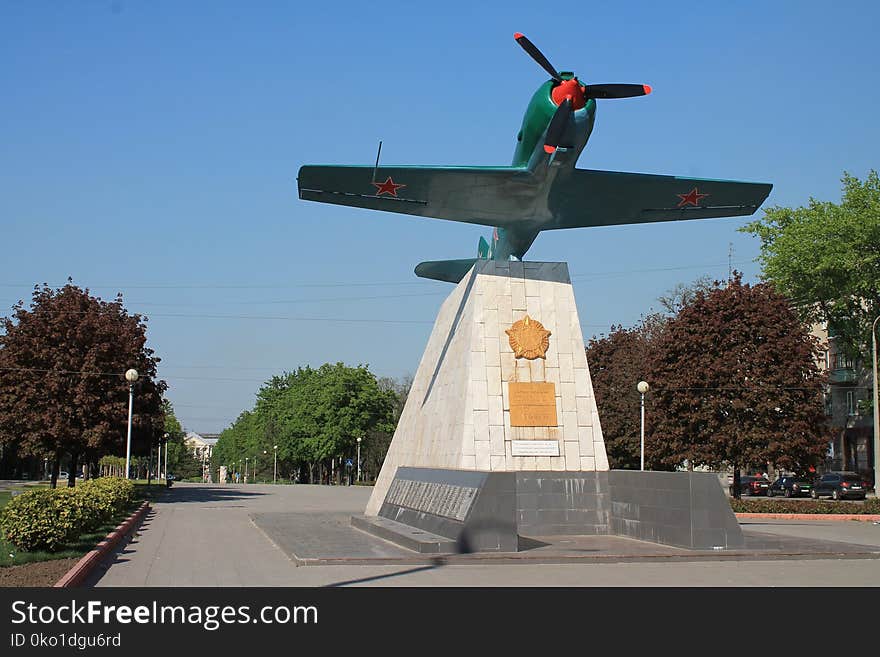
2, 1, 878, 433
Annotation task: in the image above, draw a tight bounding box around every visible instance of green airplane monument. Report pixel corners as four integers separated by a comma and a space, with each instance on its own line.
298, 33, 772, 283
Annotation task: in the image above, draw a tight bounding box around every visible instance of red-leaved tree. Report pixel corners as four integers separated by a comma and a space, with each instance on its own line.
586, 314, 666, 469
0, 282, 166, 487
645, 274, 827, 492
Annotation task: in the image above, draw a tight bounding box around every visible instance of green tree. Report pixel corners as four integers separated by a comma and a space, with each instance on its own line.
214, 409, 262, 480
258, 369, 319, 474
360, 375, 412, 481
213, 364, 398, 484
645, 274, 828, 495
295, 363, 397, 484
741, 171, 880, 361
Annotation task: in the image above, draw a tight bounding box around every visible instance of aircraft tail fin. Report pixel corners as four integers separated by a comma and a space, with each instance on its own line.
414, 259, 479, 284
477, 236, 490, 259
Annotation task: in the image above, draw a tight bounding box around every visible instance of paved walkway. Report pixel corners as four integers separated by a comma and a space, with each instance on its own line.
92, 482, 880, 587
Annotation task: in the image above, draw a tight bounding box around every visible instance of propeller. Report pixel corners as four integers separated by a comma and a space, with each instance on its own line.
583, 83, 652, 99
514, 32, 652, 153
513, 32, 561, 81
543, 97, 571, 154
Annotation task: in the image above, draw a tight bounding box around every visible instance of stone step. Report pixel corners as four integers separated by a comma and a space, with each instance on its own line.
350, 515, 458, 554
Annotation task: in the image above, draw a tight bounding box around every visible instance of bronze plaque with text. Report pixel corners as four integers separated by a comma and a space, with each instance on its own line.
509, 382, 557, 427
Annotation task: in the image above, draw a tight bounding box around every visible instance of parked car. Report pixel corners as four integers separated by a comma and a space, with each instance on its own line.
729, 475, 770, 496
767, 476, 812, 498
811, 471, 867, 500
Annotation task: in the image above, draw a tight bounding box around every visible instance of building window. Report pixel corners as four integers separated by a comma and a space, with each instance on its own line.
846, 391, 857, 416
833, 353, 854, 370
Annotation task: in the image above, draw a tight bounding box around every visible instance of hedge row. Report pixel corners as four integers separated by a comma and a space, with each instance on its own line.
730, 497, 880, 515
0, 478, 135, 552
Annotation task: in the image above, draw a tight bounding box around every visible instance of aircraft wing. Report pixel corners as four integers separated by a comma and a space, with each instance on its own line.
544, 169, 772, 230
298, 165, 536, 228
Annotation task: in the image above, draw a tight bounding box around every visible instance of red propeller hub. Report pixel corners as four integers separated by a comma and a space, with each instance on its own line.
551, 78, 586, 110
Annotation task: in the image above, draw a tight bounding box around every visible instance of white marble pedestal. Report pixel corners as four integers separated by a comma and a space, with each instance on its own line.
365, 260, 608, 516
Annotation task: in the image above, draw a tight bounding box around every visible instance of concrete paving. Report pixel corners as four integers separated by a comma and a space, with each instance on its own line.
92, 482, 880, 587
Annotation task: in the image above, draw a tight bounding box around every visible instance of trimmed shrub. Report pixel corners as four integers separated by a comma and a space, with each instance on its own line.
0, 477, 137, 552
0, 489, 81, 551
78, 478, 135, 520
74, 478, 134, 530
730, 498, 880, 514
55, 487, 96, 531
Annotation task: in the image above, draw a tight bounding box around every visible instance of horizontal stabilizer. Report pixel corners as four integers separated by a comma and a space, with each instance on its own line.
414, 259, 479, 283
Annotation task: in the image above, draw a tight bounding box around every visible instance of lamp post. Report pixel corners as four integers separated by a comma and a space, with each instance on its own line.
637, 381, 649, 471
273, 445, 278, 484
872, 314, 879, 497
356, 437, 362, 483
245, 457, 249, 483
124, 369, 138, 479
163, 433, 169, 481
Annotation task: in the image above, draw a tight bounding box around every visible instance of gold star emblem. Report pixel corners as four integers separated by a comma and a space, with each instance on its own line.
505, 315, 551, 360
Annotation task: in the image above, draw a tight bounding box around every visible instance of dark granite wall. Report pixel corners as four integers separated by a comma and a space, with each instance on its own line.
608, 470, 744, 549
515, 472, 611, 536
379, 467, 744, 552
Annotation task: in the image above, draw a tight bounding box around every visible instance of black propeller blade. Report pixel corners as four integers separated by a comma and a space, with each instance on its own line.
543, 97, 571, 153
513, 32, 652, 156
514, 32, 561, 82
583, 83, 652, 99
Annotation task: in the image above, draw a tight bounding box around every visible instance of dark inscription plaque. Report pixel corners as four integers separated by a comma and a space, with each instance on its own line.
386, 479, 478, 521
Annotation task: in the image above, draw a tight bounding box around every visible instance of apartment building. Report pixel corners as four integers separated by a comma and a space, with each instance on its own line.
812, 323, 875, 484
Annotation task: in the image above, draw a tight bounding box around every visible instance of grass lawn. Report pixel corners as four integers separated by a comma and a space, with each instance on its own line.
0, 480, 167, 569
0, 515, 131, 568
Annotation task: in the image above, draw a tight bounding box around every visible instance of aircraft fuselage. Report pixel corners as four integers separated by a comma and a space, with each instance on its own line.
512, 78, 596, 168
488, 78, 596, 260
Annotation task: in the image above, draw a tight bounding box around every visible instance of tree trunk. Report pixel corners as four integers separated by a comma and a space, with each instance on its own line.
50, 457, 60, 489
732, 463, 741, 499
68, 453, 78, 488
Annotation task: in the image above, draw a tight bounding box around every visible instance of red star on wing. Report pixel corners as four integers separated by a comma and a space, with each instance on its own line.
371, 176, 406, 197
676, 187, 710, 208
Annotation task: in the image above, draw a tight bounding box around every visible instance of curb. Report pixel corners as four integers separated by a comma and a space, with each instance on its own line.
736, 512, 880, 522
54, 501, 151, 588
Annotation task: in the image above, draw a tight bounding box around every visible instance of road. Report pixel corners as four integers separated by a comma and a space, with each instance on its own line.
92, 482, 880, 587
